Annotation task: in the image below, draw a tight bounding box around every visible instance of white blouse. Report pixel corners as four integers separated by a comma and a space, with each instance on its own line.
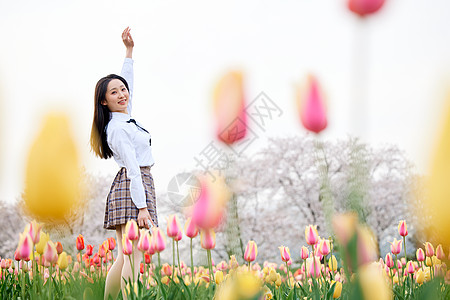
106, 58, 155, 209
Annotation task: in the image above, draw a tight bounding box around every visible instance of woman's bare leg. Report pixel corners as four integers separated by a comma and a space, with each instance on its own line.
121, 224, 142, 295
104, 226, 124, 300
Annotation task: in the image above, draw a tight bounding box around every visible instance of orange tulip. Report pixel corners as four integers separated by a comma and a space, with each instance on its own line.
107, 237, 116, 251
213, 71, 247, 145
98, 242, 108, 258
55, 242, 63, 255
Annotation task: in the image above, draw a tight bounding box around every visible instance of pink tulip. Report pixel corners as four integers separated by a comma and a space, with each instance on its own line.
167, 215, 181, 239
17, 233, 33, 261
244, 241, 258, 263
300, 246, 309, 260
125, 220, 139, 241
390, 238, 402, 255
318, 239, 331, 256
43, 241, 58, 264
297, 75, 327, 134
398, 220, 408, 237
213, 71, 247, 145
200, 229, 216, 250
152, 227, 166, 253
416, 248, 425, 262
279, 246, 291, 262
306, 256, 321, 278
305, 225, 319, 246
406, 261, 415, 274
347, 0, 385, 17
385, 253, 394, 268
25, 220, 42, 245
122, 234, 133, 256
424, 242, 434, 257
436, 244, 445, 260
137, 230, 151, 252
184, 217, 199, 238
174, 230, 183, 242
397, 260, 402, 269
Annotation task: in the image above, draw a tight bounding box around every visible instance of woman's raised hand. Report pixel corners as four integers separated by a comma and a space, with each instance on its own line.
122, 27, 134, 49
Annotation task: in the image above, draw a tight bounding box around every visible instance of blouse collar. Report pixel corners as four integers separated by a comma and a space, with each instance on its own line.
111, 111, 130, 121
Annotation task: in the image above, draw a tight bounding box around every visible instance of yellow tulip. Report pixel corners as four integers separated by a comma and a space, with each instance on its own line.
215, 270, 224, 285
57, 251, 68, 270
359, 263, 392, 300
262, 285, 273, 299
35, 232, 50, 255
328, 255, 338, 272
161, 276, 170, 285
268, 268, 278, 283
331, 281, 342, 299
275, 273, 282, 287
416, 269, 425, 284
24, 112, 81, 222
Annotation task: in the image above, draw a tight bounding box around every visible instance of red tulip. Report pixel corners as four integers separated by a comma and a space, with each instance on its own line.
144, 252, 151, 264
86, 244, 94, 256
213, 71, 247, 145
76, 234, 85, 251
93, 253, 100, 265
297, 75, 327, 134
348, 0, 385, 17
107, 237, 116, 251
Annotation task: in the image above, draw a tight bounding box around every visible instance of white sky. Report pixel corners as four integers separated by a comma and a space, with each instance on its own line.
1, 0, 450, 203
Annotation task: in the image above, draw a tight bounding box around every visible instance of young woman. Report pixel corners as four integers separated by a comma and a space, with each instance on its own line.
90, 27, 158, 299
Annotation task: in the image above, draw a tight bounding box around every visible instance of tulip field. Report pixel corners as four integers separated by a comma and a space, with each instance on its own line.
2, 215, 449, 300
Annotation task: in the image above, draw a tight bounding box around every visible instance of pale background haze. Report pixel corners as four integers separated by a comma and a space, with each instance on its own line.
1, 0, 450, 203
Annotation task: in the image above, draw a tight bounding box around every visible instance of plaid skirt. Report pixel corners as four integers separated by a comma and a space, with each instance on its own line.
104, 166, 159, 230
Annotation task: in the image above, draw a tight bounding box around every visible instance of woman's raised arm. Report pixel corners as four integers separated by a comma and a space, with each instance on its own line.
122, 27, 134, 58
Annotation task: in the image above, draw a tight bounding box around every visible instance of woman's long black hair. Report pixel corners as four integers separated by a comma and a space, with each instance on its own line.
90, 74, 129, 159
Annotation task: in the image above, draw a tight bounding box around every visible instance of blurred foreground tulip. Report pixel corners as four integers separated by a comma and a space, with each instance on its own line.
332, 213, 358, 245
297, 75, 327, 134
191, 174, 231, 229
348, 0, 385, 17
359, 263, 392, 300
425, 96, 450, 248
24, 112, 81, 222
213, 71, 247, 145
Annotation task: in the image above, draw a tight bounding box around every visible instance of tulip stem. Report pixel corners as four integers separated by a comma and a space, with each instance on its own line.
207, 249, 214, 284
176, 240, 182, 278
21, 260, 25, 300
190, 238, 194, 285
285, 261, 291, 288
389, 267, 394, 288
394, 254, 401, 287
172, 239, 175, 280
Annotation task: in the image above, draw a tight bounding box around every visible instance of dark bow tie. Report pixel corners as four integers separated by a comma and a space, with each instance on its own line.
127, 119, 151, 146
